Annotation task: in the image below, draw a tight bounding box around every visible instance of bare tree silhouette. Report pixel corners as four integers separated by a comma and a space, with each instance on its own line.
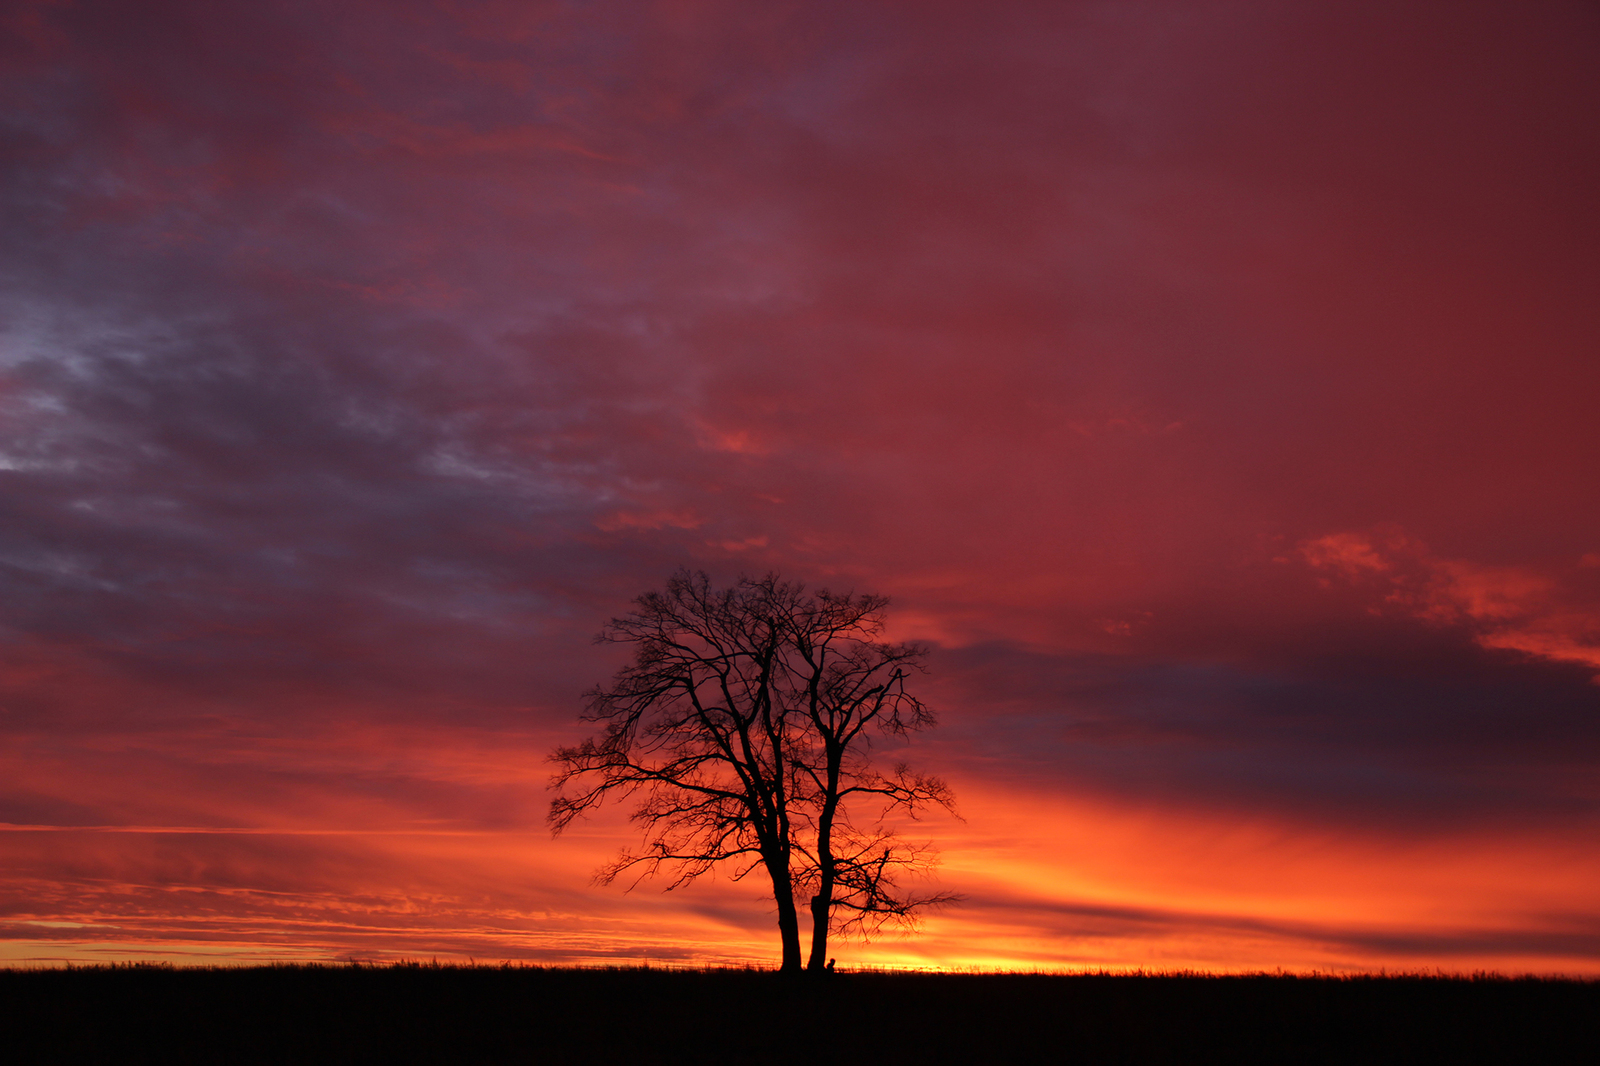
548, 571, 959, 973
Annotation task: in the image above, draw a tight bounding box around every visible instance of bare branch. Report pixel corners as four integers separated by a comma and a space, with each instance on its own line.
544, 570, 960, 971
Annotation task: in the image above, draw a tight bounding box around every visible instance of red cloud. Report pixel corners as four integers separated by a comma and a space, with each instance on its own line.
1301, 532, 1600, 677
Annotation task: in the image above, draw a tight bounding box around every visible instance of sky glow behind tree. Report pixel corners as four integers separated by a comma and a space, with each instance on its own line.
2, 0, 1599, 971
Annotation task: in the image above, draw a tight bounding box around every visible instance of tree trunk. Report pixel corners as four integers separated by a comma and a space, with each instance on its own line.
774, 889, 803, 973
766, 856, 804, 973
807, 761, 841, 973
806, 892, 830, 972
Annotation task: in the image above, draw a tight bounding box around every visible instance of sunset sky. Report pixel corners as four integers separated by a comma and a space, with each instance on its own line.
3, 0, 1599, 972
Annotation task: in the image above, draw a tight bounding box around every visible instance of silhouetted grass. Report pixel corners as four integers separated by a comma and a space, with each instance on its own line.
3, 962, 1596, 1064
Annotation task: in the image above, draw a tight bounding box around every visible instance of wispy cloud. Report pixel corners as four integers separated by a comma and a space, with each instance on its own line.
1299, 531, 1600, 677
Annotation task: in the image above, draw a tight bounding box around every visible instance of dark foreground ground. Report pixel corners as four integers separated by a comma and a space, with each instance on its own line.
3, 964, 1596, 1065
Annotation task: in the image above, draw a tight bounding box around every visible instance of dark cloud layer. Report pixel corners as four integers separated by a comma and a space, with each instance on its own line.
2, 0, 1598, 969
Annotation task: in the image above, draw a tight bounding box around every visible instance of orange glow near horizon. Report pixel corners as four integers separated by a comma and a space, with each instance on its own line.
6, 759, 1599, 974
4, 1, 1600, 976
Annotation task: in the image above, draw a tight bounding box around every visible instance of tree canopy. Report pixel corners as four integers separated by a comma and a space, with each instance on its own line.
548, 571, 959, 972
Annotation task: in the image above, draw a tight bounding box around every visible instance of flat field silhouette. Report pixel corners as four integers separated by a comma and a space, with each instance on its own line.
3, 962, 1596, 1064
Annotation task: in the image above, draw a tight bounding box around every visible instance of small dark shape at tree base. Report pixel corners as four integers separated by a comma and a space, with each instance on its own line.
3, 965, 1598, 1066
